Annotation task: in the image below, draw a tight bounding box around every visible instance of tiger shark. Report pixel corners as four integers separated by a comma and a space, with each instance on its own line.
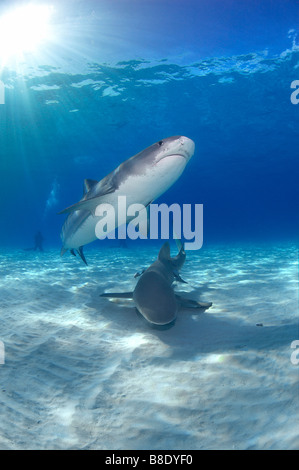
59, 136, 195, 264
100, 240, 212, 327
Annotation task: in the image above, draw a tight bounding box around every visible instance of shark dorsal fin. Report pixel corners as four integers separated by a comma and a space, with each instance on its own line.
83, 179, 98, 195
158, 242, 171, 262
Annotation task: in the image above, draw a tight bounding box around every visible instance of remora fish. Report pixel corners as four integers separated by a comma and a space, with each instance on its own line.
59, 136, 195, 264
100, 241, 212, 327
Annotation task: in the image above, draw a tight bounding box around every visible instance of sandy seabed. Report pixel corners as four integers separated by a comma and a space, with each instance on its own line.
0, 243, 298, 450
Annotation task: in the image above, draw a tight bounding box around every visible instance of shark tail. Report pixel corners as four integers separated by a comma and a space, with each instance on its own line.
77, 246, 87, 265
60, 245, 88, 265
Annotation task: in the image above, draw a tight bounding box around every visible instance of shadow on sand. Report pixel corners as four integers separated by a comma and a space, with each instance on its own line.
86, 283, 296, 362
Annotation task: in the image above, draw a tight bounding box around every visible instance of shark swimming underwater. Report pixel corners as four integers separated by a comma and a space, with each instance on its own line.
100, 241, 212, 327
59, 136, 195, 265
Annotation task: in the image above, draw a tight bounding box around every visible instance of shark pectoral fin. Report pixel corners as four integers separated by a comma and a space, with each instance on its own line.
173, 270, 188, 283
57, 198, 99, 216
175, 295, 212, 310
100, 292, 134, 299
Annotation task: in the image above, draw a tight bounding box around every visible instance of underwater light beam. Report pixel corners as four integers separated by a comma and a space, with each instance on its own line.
0, 4, 53, 65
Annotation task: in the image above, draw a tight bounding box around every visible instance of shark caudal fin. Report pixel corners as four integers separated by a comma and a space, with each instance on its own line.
158, 242, 171, 262
77, 246, 87, 265
158, 240, 186, 272
60, 245, 87, 265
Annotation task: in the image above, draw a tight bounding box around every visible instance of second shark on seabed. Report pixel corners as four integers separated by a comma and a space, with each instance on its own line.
58, 136, 195, 264
100, 241, 212, 328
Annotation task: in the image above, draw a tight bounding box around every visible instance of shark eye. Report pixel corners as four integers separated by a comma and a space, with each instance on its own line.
158, 140, 163, 146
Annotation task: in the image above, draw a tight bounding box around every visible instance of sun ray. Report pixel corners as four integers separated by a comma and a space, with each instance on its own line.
0, 4, 54, 67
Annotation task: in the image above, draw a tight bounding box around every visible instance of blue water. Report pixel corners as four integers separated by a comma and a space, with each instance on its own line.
0, 0, 298, 250
0, 0, 298, 450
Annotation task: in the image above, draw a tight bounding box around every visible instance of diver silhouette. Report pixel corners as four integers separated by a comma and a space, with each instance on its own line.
24, 231, 45, 252
34, 231, 44, 251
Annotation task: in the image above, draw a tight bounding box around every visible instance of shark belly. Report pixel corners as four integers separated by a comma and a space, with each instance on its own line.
62, 213, 97, 249
62, 158, 186, 250
59, 136, 195, 262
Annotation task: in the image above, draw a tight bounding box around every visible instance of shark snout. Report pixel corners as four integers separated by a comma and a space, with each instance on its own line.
156, 135, 195, 163
178, 136, 195, 161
